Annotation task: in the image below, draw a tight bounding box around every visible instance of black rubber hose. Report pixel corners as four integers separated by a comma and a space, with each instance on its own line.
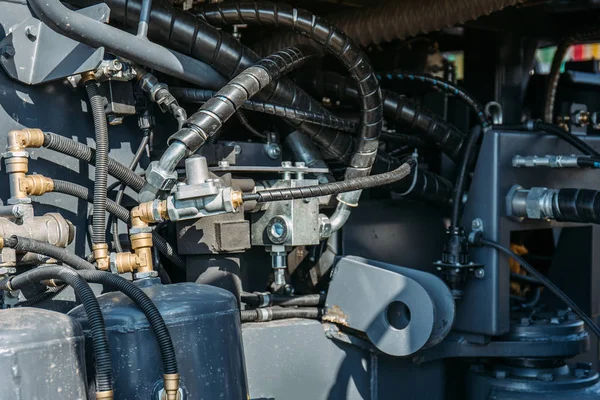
169, 46, 319, 151
451, 125, 482, 228
240, 307, 323, 322
378, 72, 489, 127
235, 110, 266, 140
380, 133, 429, 148
494, 122, 600, 157
85, 82, 109, 247
7, 235, 95, 270
171, 87, 358, 133
510, 272, 543, 286
74, 0, 355, 161
16, 284, 67, 307
552, 188, 600, 224
76, 270, 178, 375
241, 292, 325, 307
577, 157, 600, 168
51, 179, 186, 269
0, 262, 113, 393
473, 238, 600, 339
196, 2, 384, 189
392, 167, 454, 205
43, 132, 145, 191
302, 71, 465, 162
243, 160, 413, 203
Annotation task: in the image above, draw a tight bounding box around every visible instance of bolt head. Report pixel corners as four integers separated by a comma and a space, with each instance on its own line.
234, 145, 242, 155
474, 268, 485, 279
218, 160, 229, 167
295, 161, 306, 168
472, 219, 482, 230
281, 161, 293, 167
24, 25, 38, 40
265, 144, 281, 159
1, 45, 15, 59
111, 59, 123, 71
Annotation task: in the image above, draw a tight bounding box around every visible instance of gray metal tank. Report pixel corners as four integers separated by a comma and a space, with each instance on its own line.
68, 279, 248, 399
0, 308, 88, 399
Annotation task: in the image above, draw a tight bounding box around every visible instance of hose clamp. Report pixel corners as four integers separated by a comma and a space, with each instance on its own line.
256, 308, 272, 322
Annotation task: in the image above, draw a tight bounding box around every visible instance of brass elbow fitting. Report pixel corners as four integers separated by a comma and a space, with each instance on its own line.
95, 390, 114, 400
114, 252, 139, 274
21, 175, 54, 196
132, 200, 169, 226
7, 128, 44, 152
113, 235, 153, 274
163, 374, 181, 400
93, 243, 110, 271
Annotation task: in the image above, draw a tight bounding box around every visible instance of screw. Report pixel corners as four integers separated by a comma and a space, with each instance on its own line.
218, 160, 229, 168
472, 218, 482, 231
233, 145, 242, 155
24, 25, 38, 40
265, 143, 281, 160
1, 45, 15, 59
295, 161, 306, 180
474, 268, 485, 279
12, 205, 25, 218
111, 59, 122, 71
281, 161, 293, 167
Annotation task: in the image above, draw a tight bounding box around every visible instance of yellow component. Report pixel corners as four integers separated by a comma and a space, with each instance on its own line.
231, 190, 243, 210
130, 232, 153, 274
21, 175, 54, 196
7, 128, 44, 151
79, 71, 97, 85
162, 373, 181, 400
0, 237, 4, 249
509, 243, 529, 296
93, 243, 110, 271
133, 201, 169, 225
115, 252, 139, 274
95, 390, 114, 400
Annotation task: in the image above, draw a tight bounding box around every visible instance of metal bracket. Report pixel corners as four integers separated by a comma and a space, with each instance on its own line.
0, 4, 107, 85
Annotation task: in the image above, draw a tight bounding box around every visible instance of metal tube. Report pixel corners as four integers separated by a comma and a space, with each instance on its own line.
27, 0, 226, 89
137, 0, 153, 37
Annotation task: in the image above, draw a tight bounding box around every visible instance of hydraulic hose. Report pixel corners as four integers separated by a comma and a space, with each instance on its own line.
0, 263, 114, 395
450, 125, 482, 228
553, 188, 600, 224
240, 307, 323, 322
72, 0, 355, 162
243, 160, 413, 203
544, 28, 600, 123
255, 0, 521, 50
302, 71, 465, 162
76, 270, 179, 377
171, 88, 357, 133
197, 2, 384, 229
378, 72, 489, 127
6, 235, 95, 270
85, 81, 109, 250
16, 284, 67, 307
51, 179, 186, 269
141, 46, 319, 201
241, 292, 325, 307
43, 132, 145, 192
495, 121, 600, 157
391, 167, 453, 205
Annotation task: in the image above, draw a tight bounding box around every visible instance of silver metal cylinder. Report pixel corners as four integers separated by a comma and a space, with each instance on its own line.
185, 156, 210, 185
512, 155, 579, 168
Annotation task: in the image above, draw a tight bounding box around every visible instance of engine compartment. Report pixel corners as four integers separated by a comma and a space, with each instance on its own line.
2, 0, 600, 399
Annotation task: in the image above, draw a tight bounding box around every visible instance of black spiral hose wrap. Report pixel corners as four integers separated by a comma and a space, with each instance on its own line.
196, 3, 384, 201
170, 46, 319, 150
0, 262, 113, 393
76, 270, 179, 375
43, 132, 145, 192
51, 180, 186, 269
79, 0, 354, 160
303, 71, 465, 162
244, 161, 413, 203
171, 87, 357, 133
85, 82, 109, 247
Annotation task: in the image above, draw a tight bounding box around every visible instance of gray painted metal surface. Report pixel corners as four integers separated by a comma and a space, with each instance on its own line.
326, 256, 454, 356
0, 308, 87, 399
0, 4, 105, 85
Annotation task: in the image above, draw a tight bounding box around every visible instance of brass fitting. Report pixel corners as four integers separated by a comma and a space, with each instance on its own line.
21, 175, 54, 196
163, 373, 181, 400
79, 71, 97, 85
95, 390, 114, 400
93, 243, 110, 271
0, 237, 4, 249
130, 232, 153, 273
7, 128, 44, 151
231, 190, 243, 210
115, 252, 139, 274
133, 201, 169, 226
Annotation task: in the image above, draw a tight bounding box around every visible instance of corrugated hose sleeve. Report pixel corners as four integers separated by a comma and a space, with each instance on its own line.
0, 262, 113, 393
243, 160, 413, 203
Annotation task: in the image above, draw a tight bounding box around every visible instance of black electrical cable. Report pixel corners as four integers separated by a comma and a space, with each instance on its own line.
112, 131, 150, 253
243, 160, 413, 203
76, 269, 179, 376
474, 238, 600, 339
576, 157, 600, 168
241, 292, 325, 307
494, 122, 600, 157
451, 125, 482, 228
378, 72, 489, 127
240, 307, 323, 322
0, 263, 113, 394
85, 81, 109, 248
171, 87, 358, 133
510, 272, 543, 286
6, 236, 95, 270
43, 132, 145, 191
51, 179, 186, 269
235, 110, 266, 140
